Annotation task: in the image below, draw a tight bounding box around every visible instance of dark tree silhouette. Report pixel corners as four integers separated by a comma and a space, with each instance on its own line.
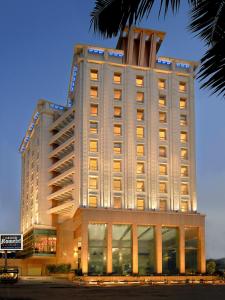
91, 0, 225, 97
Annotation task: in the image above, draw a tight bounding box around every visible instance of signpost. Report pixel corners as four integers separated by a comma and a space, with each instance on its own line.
0, 234, 23, 270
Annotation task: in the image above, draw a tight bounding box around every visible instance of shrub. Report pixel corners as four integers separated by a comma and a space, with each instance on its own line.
46, 264, 71, 274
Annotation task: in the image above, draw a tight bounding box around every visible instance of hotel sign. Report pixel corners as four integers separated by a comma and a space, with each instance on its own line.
0, 234, 23, 251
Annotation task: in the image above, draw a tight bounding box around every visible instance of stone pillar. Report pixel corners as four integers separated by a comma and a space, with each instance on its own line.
132, 224, 138, 274
107, 223, 112, 274
198, 226, 206, 273
81, 222, 88, 275
155, 225, 162, 274
179, 225, 185, 274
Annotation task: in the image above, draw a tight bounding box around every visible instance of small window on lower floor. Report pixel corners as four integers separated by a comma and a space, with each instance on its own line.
181, 200, 188, 212
181, 183, 189, 195
89, 195, 97, 207
159, 182, 167, 193
137, 198, 145, 210
159, 199, 167, 211
113, 196, 122, 209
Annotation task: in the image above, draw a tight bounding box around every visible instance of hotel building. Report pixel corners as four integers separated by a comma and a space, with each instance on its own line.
19, 27, 206, 276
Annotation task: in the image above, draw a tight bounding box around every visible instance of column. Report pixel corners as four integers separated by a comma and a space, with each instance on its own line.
81, 222, 88, 275
155, 225, 162, 274
198, 226, 206, 273
107, 223, 112, 274
132, 224, 138, 274
179, 225, 185, 274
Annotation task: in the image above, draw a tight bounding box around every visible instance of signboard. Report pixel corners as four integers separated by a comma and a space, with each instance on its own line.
0, 234, 23, 251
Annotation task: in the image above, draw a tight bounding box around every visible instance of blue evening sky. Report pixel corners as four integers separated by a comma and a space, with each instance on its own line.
0, 0, 224, 258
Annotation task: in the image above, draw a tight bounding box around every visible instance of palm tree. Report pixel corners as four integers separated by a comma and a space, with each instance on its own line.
90, 0, 225, 97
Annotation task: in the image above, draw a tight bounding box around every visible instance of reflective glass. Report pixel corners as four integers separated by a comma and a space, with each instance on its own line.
138, 226, 155, 274
185, 227, 198, 274
162, 227, 179, 274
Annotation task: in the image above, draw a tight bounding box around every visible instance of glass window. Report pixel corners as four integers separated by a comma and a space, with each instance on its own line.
90, 86, 98, 98
113, 142, 122, 154
113, 160, 121, 172
137, 144, 144, 156
181, 200, 188, 212
181, 166, 188, 177
114, 72, 121, 84
180, 131, 187, 143
159, 164, 167, 175
181, 183, 189, 195
89, 158, 98, 171
112, 224, 132, 275
185, 227, 198, 274
159, 146, 167, 158
137, 109, 144, 121
114, 124, 122, 136
159, 182, 167, 193
159, 199, 167, 211
90, 69, 98, 81
136, 126, 144, 138
181, 148, 188, 160
136, 76, 144, 87
89, 140, 98, 152
114, 107, 122, 118
90, 104, 98, 116
136, 180, 145, 192
158, 79, 166, 89
137, 162, 144, 174
89, 195, 97, 207
180, 114, 187, 126
113, 178, 122, 191
138, 226, 155, 275
179, 82, 186, 92
88, 224, 107, 274
159, 112, 167, 123
114, 89, 122, 100
89, 177, 98, 189
159, 129, 167, 140
137, 198, 145, 210
180, 98, 187, 109
90, 121, 98, 134
114, 196, 122, 209
162, 227, 179, 274
159, 96, 166, 107
136, 92, 144, 103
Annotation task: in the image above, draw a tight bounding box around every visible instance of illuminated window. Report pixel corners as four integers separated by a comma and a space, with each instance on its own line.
181, 200, 188, 212
90, 86, 98, 98
114, 89, 122, 100
114, 72, 121, 84
114, 124, 122, 136
113, 178, 122, 191
137, 109, 144, 121
159, 112, 167, 123
89, 158, 98, 171
159, 146, 167, 158
114, 196, 122, 209
90, 104, 98, 116
180, 114, 187, 126
114, 107, 122, 118
179, 82, 186, 92
90, 69, 98, 81
89, 195, 97, 207
136, 126, 144, 138
158, 79, 166, 89
180, 98, 187, 109
137, 198, 144, 210
159, 129, 167, 140
113, 142, 122, 154
136, 92, 144, 103
137, 162, 144, 174
89, 177, 98, 189
159, 96, 166, 107
90, 121, 98, 134
159, 164, 167, 175
159, 182, 167, 193
136, 76, 144, 87
137, 144, 144, 156
181, 166, 188, 177
136, 180, 145, 192
89, 140, 98, 152
181, 148, 188, 160
180, 131, 187, 143
113, 160, 121, 172
159, 199, 167, 211
181, 183, 189, 195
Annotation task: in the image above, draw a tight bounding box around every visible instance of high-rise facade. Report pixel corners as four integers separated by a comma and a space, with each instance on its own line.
19, 27, 205, 276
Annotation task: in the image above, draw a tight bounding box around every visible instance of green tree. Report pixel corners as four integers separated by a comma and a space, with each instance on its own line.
90, 0, 225, 97
206, 260, 216, 274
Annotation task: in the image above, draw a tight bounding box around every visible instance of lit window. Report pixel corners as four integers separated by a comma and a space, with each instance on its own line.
113, 178, 122, 191
158, 79, 166, 89
181, 183, 189, 195
90, 121, 98, 134
114, 89, 122, 100
159, 112, 167, 123
137, 144, 144, 156
179, 82, 186, 92
136, 76, 144, 87
181, 148, 188, 160
136, 180, 145, 192
137, 109, 144, 121
137, 162, 144, 174
159, 164, 167, 175
180, 114, 187, 126
159, 96, 166, 107
136, 126, 144, 138
136, 92, 144, 103
89, 195, 97, 207
181, 200, 188, 212
114, 196, 122, 209
159, 199, 167, 211
114, 72, 121, 84
90, 86, 98, 98
113, 160, 121, 172
159, 146, 167, 158
89, 177, 98, 189
114, 142, 122, 154
180, 131, 187, 143
89, 158, 98, 171
90, 69, 98, 81
159, 182, 167, 193
114, 107, 122, 118
180, 98, 187, 109
181, 166, 188, 177
137, 198, 145, 210
114, 124, 122, 136
159, 129, 167, 140
89, 140, 98, 152
90, 104, 98, 116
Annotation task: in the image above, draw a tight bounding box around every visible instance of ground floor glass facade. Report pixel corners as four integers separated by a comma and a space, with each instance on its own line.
185, 227, 198, 274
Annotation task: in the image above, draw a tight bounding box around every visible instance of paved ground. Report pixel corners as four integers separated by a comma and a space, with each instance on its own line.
0, 278, 225, 300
